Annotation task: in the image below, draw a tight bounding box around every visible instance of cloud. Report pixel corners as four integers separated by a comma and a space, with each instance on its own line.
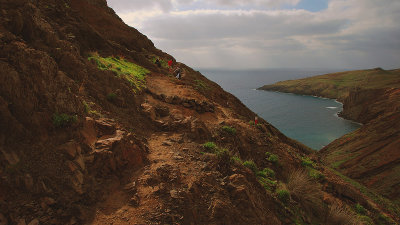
142, 9, 347, 40
201, 0, 301, 7
107, 0, 173, 13
108, 0, 400, 70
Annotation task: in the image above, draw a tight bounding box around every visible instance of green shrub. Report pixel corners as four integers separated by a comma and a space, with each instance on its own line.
257, 168, 275, 178
355, 203, 367, 215
243, 160, 258, 174
276, 189, 290, 203
221, 126, 236, 135
266, 152, 279, 164
263, 168, 275, 178
301, 157, 315, 168
216, 148, 230, 160
107, 93, 117, 101
309, 168, 325, 180
258, 177, 277, 191
231, 156, 242, 164
248, 120, 255, 125
202, 142, 217, 151
256, 170, 266, 178
53, 113, 77, 128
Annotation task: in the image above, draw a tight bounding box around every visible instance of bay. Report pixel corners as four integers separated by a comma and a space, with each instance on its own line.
200, 69, 362, 150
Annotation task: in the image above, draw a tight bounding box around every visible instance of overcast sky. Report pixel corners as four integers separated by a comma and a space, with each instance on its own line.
107, 0, 400, 70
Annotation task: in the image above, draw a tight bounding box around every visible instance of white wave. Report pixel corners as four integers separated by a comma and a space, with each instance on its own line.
326, 107, 338, 109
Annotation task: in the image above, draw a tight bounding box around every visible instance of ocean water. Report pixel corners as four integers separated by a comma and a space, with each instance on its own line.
200, 69, 361, 150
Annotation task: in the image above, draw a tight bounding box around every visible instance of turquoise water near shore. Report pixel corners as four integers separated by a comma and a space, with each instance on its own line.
200, 69, 361, 150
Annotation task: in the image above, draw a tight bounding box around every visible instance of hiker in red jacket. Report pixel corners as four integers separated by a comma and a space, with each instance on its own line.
168, 60, 173, 73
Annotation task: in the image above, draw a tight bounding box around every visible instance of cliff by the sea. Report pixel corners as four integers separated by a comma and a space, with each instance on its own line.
259, 68, 400, 203
0, 0, 398, 224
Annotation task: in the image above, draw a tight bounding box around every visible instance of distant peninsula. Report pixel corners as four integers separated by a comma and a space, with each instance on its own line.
259, 68, 400, 201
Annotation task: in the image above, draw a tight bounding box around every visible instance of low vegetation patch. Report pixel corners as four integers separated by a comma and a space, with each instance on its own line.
52, 113, 77, 128
301, 157, 315, 168
194, 79, 209, 91
82, 101, 102, 117
88, 53, 149, 92
308, 168, 325, 181
276, 189, 290, 204
231, 155, 242, 164
358, 215, 373, 225
215, 148, 230, 161
287, 170, 323, 213
265, 152, 279, 164
257, 168, 275, 179
243, 160, 258, 174
329, 168, 400, 216
258, 177, 277, 191
151, 56, 168, 68
202, 142, 231, 164
354, 203, 367, 215
326, 204, 359, 225
202, 142, 217, 152
106, 93, 117, 102
377, 214, 396, 225
221, 125, 237, 135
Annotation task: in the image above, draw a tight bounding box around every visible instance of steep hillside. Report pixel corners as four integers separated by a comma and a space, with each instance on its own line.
259, 69, 400, 203
0, 1, 398, 224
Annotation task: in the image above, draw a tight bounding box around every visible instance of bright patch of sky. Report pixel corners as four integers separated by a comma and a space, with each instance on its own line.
293, 0, 329, 12
107, 0, 400, 70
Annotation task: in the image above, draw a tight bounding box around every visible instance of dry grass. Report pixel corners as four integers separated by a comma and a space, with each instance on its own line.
287, 170, 322, 205
325, 204, 360, 225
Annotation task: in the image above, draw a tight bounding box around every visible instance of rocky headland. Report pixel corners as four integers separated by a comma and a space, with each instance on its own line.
0, 0, 399, 224
259, 68, 400, 206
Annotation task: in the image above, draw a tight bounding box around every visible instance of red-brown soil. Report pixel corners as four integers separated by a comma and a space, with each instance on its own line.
0, 0, 399, 224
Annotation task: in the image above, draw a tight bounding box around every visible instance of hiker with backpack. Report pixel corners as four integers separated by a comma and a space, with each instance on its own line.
155, 58, 161, 68
174, 67, 182, 80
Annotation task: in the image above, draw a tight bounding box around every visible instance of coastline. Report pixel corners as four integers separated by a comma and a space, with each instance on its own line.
259, 89, 363, 126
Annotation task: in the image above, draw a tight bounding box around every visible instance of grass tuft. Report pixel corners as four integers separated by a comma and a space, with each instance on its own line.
325, 204, 359, 225
287, 170, 323, 213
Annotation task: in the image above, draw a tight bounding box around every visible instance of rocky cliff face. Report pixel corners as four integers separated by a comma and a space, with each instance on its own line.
0, 1, 398, 224
320, 88, 400, 201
